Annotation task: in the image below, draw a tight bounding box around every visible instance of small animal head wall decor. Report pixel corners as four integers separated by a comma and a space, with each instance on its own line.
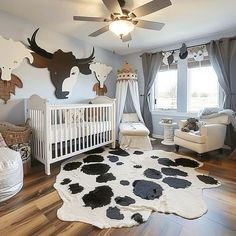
0, 36, 33, 103
27, 28, 95, 99
89, 62, 112, 96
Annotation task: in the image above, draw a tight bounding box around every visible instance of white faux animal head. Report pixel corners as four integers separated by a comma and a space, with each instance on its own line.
89, 63, 112, 88
0, 36, 33, 81
193, 49, 204, 62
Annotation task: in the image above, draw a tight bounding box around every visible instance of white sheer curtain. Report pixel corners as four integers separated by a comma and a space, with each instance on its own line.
116, 80, 128, 133
128, 80, 144, 123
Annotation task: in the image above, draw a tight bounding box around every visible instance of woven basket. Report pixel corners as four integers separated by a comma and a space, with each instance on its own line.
0, 119, 31, 146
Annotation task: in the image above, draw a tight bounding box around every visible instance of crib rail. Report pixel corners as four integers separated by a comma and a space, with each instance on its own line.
49, 104, 113, 162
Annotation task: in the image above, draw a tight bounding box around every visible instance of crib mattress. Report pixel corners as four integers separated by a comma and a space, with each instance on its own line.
119, 122, 150, 136
50, 121, 112, 143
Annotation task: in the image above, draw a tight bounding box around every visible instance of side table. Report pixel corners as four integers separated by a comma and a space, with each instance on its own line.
159, 122, 177, 145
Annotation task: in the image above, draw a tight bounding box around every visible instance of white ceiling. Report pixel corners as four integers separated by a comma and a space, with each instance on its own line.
0, 0, 236, 55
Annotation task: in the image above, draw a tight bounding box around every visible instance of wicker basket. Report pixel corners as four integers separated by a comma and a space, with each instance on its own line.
0, 120, 31, 146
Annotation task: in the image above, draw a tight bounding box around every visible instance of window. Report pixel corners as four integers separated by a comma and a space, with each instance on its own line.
187, 66, 219, 112
154, 70, 177, 109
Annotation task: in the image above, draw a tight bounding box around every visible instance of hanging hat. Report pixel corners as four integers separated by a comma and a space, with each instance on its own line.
179, 43, 188, 59
167, 51, 174, 65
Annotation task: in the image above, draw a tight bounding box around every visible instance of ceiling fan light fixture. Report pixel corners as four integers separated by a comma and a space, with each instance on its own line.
109, 20, 134, 37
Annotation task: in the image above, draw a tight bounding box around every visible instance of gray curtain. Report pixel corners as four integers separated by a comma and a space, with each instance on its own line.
141, 52, 163, 134
207, 37, 236, 149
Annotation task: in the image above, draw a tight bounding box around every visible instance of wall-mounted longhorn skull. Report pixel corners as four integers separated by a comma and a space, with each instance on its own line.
27, 28, 95, 99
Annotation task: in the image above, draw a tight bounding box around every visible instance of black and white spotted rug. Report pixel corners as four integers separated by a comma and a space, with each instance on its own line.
54, 147, 220, 228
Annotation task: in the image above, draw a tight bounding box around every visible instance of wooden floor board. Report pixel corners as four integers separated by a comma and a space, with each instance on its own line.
0, 139, 236, 236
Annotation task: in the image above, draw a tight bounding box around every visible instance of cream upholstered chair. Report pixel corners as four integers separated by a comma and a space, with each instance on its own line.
174, 119, 227, 157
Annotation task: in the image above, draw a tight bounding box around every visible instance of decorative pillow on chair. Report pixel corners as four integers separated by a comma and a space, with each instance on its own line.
122, 113, 139, 123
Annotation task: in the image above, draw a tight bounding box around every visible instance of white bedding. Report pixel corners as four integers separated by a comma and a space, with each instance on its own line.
50, 121, 112, 143
119, 122, 150, 136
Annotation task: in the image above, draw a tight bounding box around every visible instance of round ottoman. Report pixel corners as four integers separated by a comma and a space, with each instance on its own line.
0, 147, 23, 202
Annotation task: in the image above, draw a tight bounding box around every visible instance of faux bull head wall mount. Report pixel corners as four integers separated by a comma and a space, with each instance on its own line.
0, 36, 33, 103
27, 28, 95, 99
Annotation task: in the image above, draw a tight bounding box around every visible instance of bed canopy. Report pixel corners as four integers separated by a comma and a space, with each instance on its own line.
115, 62, 144, 132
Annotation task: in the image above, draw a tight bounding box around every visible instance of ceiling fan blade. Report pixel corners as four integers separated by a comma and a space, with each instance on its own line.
131, 0, 172, 18
122, 33, 132, 42
102, 0, 123, 15
73, 16, 109, 22
136, 20, 165, 31
88, 25, 110, 37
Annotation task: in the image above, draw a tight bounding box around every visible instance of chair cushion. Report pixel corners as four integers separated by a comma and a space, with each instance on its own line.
120, 122, 150, 136
175, 129, 206, 144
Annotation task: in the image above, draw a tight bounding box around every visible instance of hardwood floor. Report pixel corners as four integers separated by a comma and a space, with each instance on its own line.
0, 139, 236, 236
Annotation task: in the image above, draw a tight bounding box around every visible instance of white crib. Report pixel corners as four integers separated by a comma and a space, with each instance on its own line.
27, 95, 116, 175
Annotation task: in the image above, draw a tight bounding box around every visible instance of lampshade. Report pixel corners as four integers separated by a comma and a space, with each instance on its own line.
109, 20, 134, 37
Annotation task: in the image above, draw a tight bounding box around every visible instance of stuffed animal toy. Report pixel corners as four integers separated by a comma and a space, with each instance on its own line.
181, 117, 199, 132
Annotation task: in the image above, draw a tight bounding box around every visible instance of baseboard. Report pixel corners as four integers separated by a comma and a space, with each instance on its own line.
152, 134, 163, 139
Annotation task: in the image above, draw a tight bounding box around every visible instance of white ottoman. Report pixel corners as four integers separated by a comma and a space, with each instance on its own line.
0, 147, 23, 202
119, 122, 152, 150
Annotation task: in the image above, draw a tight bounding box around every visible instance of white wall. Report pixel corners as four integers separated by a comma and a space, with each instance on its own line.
123, 30, 236, 137
0, 10, 122, 123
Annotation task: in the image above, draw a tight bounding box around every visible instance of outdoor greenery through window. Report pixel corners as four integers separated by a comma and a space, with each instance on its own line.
187, 66, 219, 112
154, 70, 177, 110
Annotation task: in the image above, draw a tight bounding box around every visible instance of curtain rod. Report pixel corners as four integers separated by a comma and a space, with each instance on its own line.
140, 36, 236, 56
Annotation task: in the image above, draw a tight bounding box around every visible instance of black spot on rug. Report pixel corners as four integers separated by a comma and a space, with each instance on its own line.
175, 158, 200, 168
131, 213, 144, 224
144, 168, 162, 179
106, 207, 124, 220
85, 147, 105, 154
116, 162, 124, 166
109, 148, 130, 157
133, 180, 163, 200
60, 178, 72, 185
107, 155, 119, 163
120, 180, 130, 186
133, 151, 144, 155
63, 162, 82, 171
96, 173, 116, 183
133, 165, 142, 169
162, 177, 192, 189
161, 167, 188, 177
68, 183, 84, 194
197, 175, 219, 185
83, 155, 104, 163
81, 163, 110, 175
83, 186, 113, 209
115, 196, 136, 206
158, 158, 177, 167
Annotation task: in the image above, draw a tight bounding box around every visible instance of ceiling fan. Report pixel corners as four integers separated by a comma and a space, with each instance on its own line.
73, 0, 172, 42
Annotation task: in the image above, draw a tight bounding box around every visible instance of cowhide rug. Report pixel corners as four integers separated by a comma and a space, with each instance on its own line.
54, 147, 220, 228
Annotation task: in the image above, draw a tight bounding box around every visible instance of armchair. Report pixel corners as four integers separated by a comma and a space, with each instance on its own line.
174, 120, 226, 157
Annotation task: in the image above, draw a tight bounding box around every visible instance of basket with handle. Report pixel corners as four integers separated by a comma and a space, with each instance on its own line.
0, 119, 32, 146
